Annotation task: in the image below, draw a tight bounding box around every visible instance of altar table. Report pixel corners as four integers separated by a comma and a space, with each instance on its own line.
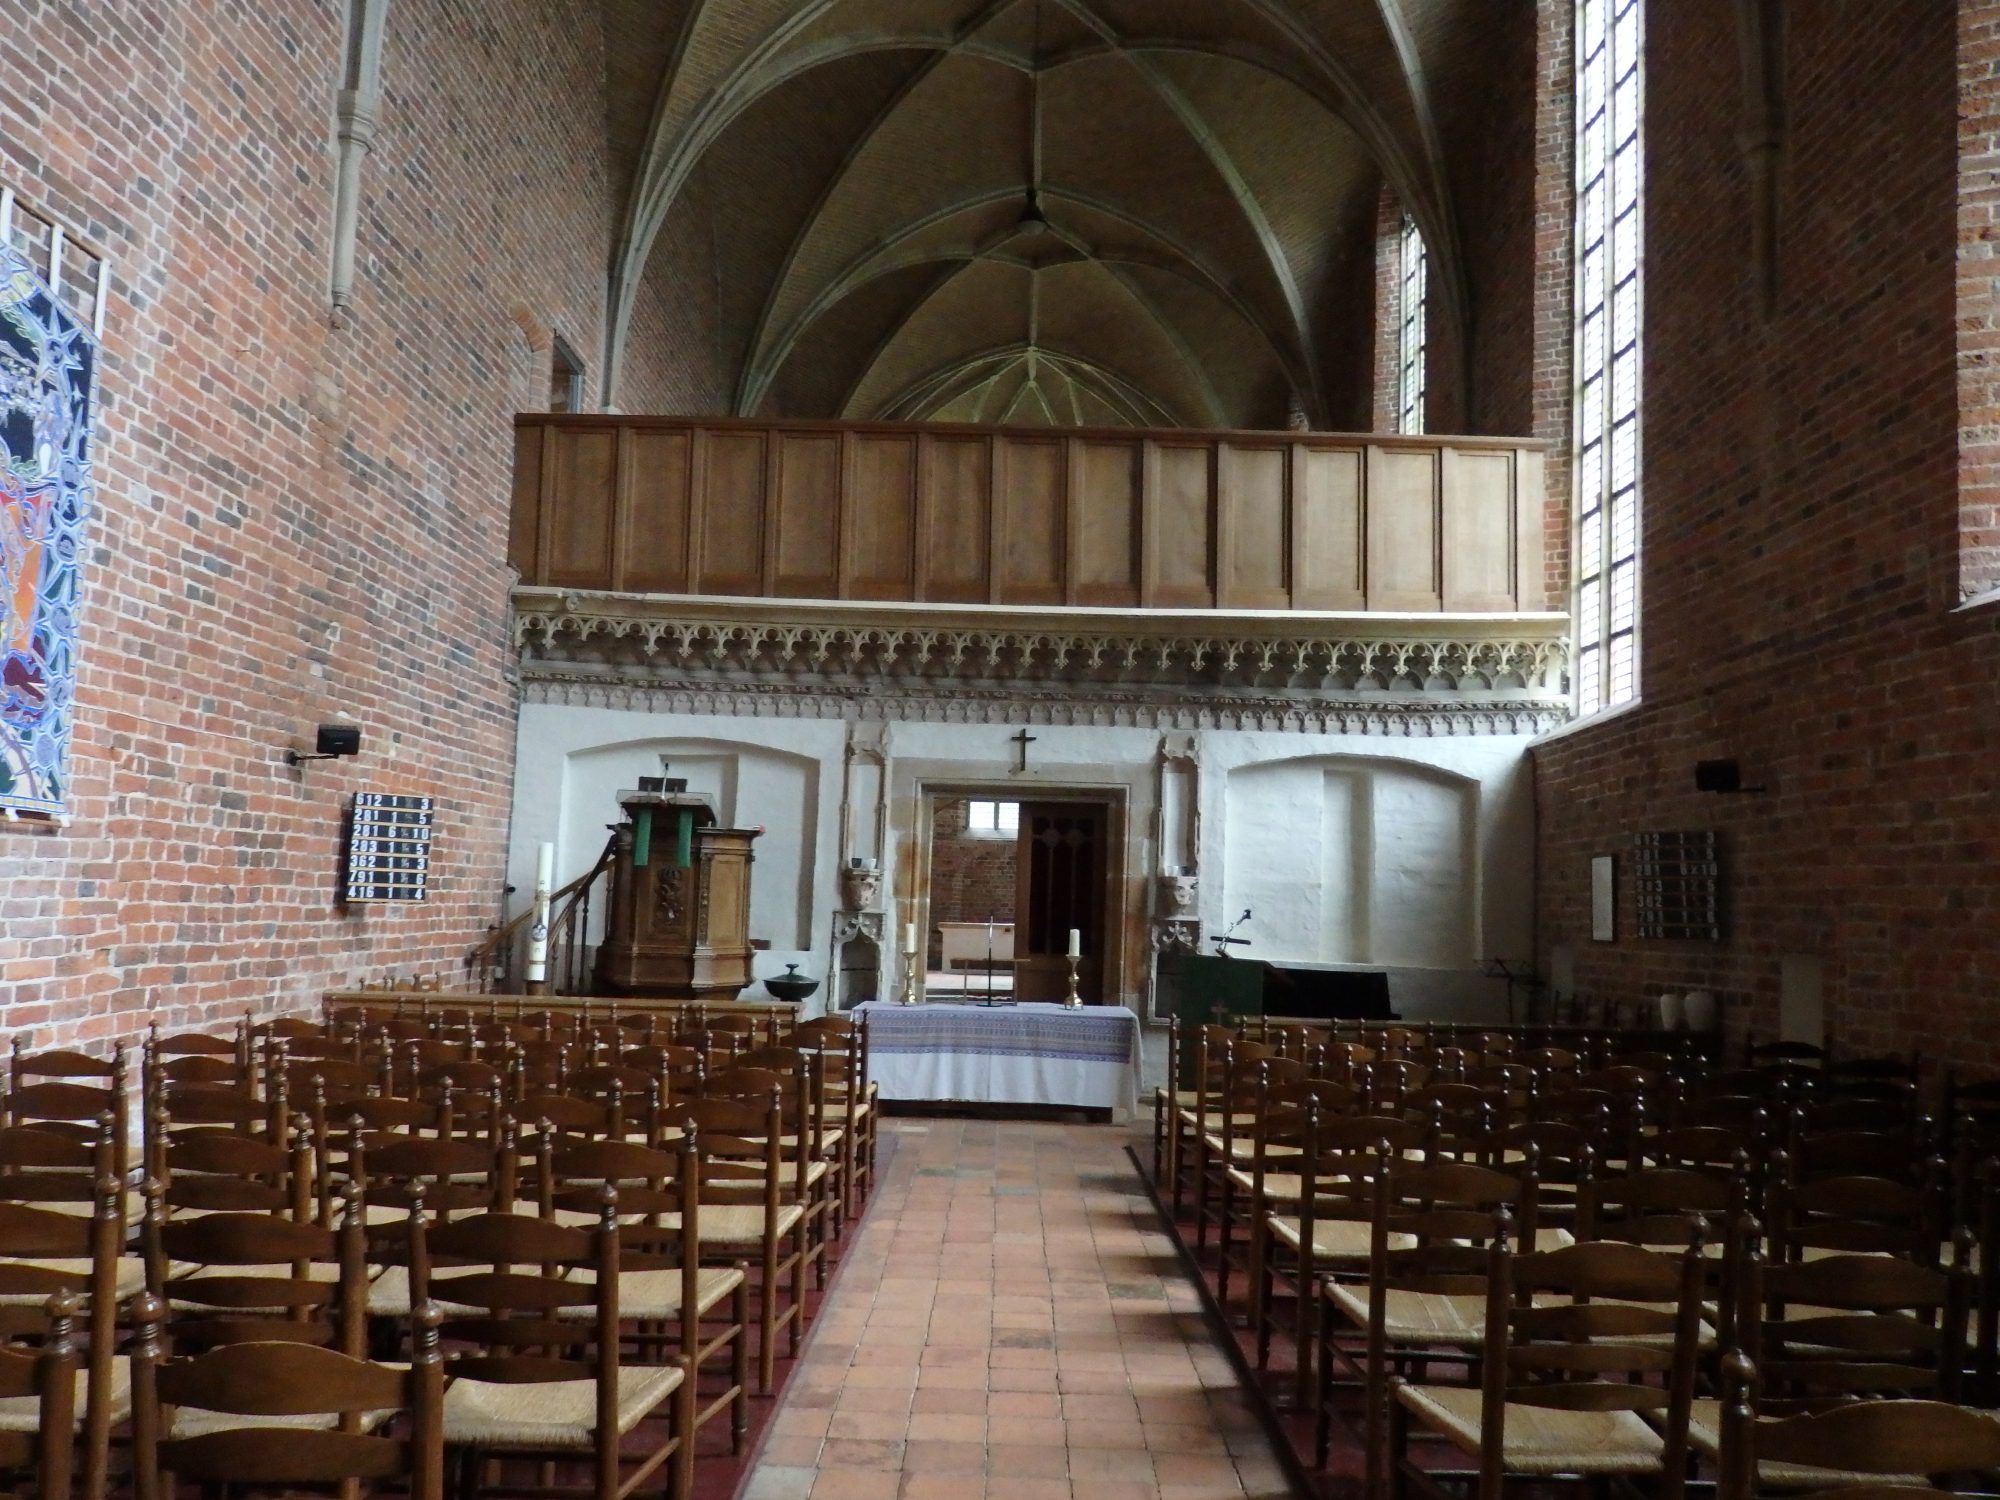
855, 1002, 1142, 1120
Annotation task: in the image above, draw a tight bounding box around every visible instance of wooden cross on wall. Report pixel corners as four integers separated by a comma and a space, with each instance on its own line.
1010, 729, 1037, 774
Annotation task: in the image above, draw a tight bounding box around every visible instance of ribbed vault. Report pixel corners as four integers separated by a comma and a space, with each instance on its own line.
602, 0, 1512, 429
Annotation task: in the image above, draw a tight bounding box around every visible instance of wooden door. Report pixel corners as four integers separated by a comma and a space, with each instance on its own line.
1013, 803, 1108, 1003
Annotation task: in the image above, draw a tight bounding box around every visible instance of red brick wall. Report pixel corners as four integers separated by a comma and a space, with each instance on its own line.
1372, 183, 1404, 434
1534, 1, 2000, 1063
0, 0, 616, 1049
1961, 2, 2000, 602
928, 799, 1017, 944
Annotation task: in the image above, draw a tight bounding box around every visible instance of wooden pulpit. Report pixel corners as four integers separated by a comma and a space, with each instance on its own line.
595, 789, 759, 998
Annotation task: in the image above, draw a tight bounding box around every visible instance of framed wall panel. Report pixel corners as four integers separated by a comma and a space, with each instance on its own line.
1294, 444, 1366, 609
996, 437, 1065, 605
772, 431, 841, 597
845, 433, 917, 598
921, 434, 991, 602
1219, 443, 1290, 609
1366, 444, 1442, 611
694, 429, 766, 595
1072, 440, 1141, 606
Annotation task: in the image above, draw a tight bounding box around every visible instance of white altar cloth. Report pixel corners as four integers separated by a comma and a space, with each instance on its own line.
855, 1002, 1142, 1119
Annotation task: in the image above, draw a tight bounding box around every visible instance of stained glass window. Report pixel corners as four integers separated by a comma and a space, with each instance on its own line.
0, 197, 102, 819
1574, 0, 1644, 715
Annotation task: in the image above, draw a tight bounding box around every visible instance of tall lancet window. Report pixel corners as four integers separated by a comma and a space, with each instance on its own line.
1574, 0, 1644, 715
1397, 215, 1427, 435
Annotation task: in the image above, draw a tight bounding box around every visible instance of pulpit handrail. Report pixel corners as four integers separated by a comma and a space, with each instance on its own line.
465, 833, 617, 993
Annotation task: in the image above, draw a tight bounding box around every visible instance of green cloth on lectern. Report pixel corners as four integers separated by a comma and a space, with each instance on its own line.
633, 807, 652, 867
675, 808, 693, 868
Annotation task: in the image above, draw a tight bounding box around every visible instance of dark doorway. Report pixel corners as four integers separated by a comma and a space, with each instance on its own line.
1014, 801, 1110, 1003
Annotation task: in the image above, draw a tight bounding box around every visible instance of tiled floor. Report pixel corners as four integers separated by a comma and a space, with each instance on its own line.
742, 1117, 1294, 1500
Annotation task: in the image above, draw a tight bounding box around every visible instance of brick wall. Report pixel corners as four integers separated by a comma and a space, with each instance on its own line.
0, 0, 616, 1049
1534, 1, 2000, 1064
928, 799, 1017, 954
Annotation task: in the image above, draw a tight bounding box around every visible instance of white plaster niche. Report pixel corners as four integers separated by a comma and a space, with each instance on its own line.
1221, 756, 1478, 971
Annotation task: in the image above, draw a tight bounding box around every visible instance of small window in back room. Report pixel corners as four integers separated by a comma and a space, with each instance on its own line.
966, 800, 1019, 837
549, 332, 585, 413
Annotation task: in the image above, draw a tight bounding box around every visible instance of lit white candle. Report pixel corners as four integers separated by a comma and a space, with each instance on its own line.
1067, 927, 1081, 958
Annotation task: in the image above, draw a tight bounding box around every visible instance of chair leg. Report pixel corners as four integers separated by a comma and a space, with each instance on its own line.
731, 1272, 751, 1451
759, 1243, 782, 1394
674, 1353, 698, 1500
1315, 1288, 1336, 1471
1216, 1170, 1236, 1310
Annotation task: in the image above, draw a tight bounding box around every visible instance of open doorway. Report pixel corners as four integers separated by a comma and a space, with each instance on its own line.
923, 793, 1112, 1004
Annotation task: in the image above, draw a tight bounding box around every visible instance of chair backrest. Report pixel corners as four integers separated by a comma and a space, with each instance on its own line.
1748, 1242, 1968, 1403
349, 1131, 502, 1219
153, 1123, 311, 1219
130, 1291, 444, 1500
1769, 1167, 1946, 1263
1716, 1384, 2000, 1500
147, 1186, 367, 1354
1481, 1232, 1706, 1500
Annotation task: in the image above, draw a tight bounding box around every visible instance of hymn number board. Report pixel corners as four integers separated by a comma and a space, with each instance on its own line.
343, 792, 435, 904
1632, 829, 1721, 942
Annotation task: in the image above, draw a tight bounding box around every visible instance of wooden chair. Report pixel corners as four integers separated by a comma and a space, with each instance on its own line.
1253, 1110, 1429, 1405
677, 1096, 804, 1393
703, 1065, 833, 1289
1694, 1242, 1973, 1492
7, 1045, 128, 1183
543, 1136, 750, 1460
144, 1185, 368, 1354
0, 1176, 127, 1500
1321, 1153, 1539, 1487
414, 1196, 697, 1500
129, 1290, 445, 1500
1716, 1382, 2000, 1500
1387, 1228, 1705, 1500
0, 1290, 84, 1500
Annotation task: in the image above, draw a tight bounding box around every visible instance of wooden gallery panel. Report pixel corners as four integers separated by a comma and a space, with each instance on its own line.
546, 426, 618, 589
1147, 442, 1214, 607
921, 435, 991, 602
845, 433, 917, 598
996, 438, 1065, 605
1366, 446, 1443, 610
1294, 445, 1365, 609
1440, 449, 1521, 611
694, 429, 767, 595
1219, 443, 1290, 608
772, 432, 841, 597
1071, 441, 1140, 606
509, 424, 544, 577
620, 427, 691, 594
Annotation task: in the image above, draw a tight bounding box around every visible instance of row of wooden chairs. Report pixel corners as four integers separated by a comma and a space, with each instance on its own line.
1149, 1018, 2000, 1500
0, 1008, 881, 1500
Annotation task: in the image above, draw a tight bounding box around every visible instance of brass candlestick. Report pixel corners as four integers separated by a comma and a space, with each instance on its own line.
899, 949, 921, 1005
1063, 954, 1082, 1008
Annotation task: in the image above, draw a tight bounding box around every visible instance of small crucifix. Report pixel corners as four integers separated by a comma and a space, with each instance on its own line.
1009, 728, 1037, 774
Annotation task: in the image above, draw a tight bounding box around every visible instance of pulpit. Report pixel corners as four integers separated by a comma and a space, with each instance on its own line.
595, 788, 759, 998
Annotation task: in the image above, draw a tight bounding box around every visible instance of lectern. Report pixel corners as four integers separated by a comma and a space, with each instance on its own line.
595, 788, 759, 998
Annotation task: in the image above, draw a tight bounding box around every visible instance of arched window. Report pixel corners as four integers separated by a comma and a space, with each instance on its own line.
1397, 215, 1427, 435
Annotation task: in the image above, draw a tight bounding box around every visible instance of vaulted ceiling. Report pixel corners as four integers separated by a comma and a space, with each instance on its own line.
600, 0, 1511, 430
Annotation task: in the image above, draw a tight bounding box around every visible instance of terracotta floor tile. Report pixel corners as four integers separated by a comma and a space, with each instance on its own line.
827, 1410, 912, 1443
758, 1435, 827, 1467
812, 1471, 903, 1500
736, 1121, 1287, 1500
905, 1412, 985, 1443
985, 1390, 1060, 1419
899, 1439, 987, 1474
900, 1474, 986, 1500
986, 1415, 1065, 1448
984, 1479, 1072, 1500
911, 1385, 988, 1415
820, 1438, 907, 1471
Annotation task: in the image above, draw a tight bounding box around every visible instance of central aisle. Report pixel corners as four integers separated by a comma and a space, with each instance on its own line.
743, 1118, 1293, 1500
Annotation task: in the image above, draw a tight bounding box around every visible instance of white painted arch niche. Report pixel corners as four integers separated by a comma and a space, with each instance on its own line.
1217, 754, 1481, 970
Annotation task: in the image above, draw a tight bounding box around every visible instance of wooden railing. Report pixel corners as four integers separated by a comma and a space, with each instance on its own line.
509, 415, 1552, 615
465, 834, 617, 994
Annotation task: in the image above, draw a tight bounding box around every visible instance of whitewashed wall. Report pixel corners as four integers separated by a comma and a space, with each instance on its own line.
509, 703, 1537, 1022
